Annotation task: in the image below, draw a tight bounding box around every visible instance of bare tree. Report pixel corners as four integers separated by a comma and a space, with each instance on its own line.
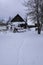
24, 0, 43, 34
6, 16, 12, 30
40, 1, 43, 24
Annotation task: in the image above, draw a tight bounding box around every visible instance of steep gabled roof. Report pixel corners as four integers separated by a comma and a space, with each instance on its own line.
11, 14, 25, 22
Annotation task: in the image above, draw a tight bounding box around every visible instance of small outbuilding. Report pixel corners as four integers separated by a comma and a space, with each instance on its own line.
0, 20, 8, 31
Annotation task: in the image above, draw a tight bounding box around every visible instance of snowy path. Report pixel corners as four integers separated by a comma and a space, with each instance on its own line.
0, 30, 43, 65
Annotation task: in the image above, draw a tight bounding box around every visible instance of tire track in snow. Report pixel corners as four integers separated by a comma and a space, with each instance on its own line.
16, 38, 25, 65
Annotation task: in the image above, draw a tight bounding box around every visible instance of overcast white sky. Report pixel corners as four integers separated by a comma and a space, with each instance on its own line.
0, 0, 27, 19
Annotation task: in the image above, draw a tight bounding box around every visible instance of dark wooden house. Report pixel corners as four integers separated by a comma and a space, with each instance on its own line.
10, 14, 27, 29
7, 14, 27, 31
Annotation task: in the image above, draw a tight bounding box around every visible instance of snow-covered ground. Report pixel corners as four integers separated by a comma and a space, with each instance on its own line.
0, 30, 43, 65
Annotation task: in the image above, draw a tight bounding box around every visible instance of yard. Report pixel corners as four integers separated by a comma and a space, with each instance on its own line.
0, 30, 43, 65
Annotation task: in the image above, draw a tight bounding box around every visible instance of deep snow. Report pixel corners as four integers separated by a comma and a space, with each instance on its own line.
0, 30, 43, 65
